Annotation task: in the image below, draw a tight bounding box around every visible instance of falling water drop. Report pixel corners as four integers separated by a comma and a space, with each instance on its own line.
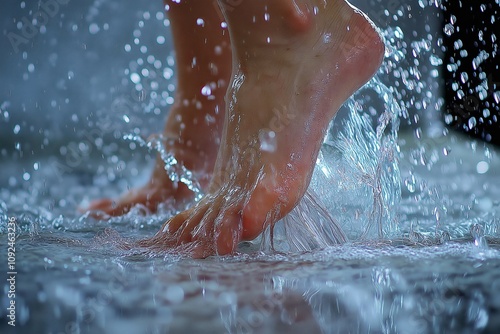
478, 30, 484, 42
468, 117, 477, 129
130, 73, 140, 84
493, 92, 500, 104
460, 72, 469, 83
201, 85, 212, 96
444, 23, 454, 36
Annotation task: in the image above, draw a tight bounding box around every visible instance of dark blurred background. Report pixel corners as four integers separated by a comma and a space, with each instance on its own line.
1, 0, 174, 160
442, 0, 500, 145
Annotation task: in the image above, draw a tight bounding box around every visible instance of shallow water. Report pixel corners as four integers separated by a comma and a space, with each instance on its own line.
2, 0, 500, 333
2, 117, 500, 334
2, 230, 500, 333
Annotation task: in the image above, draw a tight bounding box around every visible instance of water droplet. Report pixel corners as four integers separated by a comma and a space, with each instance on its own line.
472, 50, 489, 70
130, 73, 140, 84
460, 72, 469, 83
323, 33, 332, 44
468, 117, 477, 129
415, 128, 422, 139
89, 23, 100, 34
444, 23, 454, 36
493, 91, 500, 104
165, 286, 184, 303
476, 161, 489, 174
156, 35, 165, 45
196, 18, 205, 26
201, 84, 212, 96
429, 54, 442, 66
259, 130, 277, 152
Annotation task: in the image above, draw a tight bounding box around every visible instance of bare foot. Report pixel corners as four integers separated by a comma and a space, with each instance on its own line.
85, 0, 231, 217
84, 98, 223, 217
84, 153, 209, 218
140, 0, 385, 257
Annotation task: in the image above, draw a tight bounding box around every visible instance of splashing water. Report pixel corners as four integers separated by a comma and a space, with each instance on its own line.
122, 133, 204, 201
1, 0, 500, 333
0, 0, 498, 251
1, 0, 498, 249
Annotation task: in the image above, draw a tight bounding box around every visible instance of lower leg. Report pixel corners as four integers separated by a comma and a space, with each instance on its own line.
87, 0, 232, 216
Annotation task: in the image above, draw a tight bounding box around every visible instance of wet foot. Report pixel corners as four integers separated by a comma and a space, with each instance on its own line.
84, 0, 231, 217
140, 0, 385, 257
84, 95, 226, 217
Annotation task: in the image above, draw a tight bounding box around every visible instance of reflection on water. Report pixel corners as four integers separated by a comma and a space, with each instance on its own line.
2, 236, 500, 333
1, 0, 500, 333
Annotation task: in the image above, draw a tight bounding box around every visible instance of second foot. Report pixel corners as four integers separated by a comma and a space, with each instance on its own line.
84, 144, 216, 218
84, 169, 196, 218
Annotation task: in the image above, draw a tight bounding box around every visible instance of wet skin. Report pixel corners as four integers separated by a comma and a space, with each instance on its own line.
87, 0, 385, 258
